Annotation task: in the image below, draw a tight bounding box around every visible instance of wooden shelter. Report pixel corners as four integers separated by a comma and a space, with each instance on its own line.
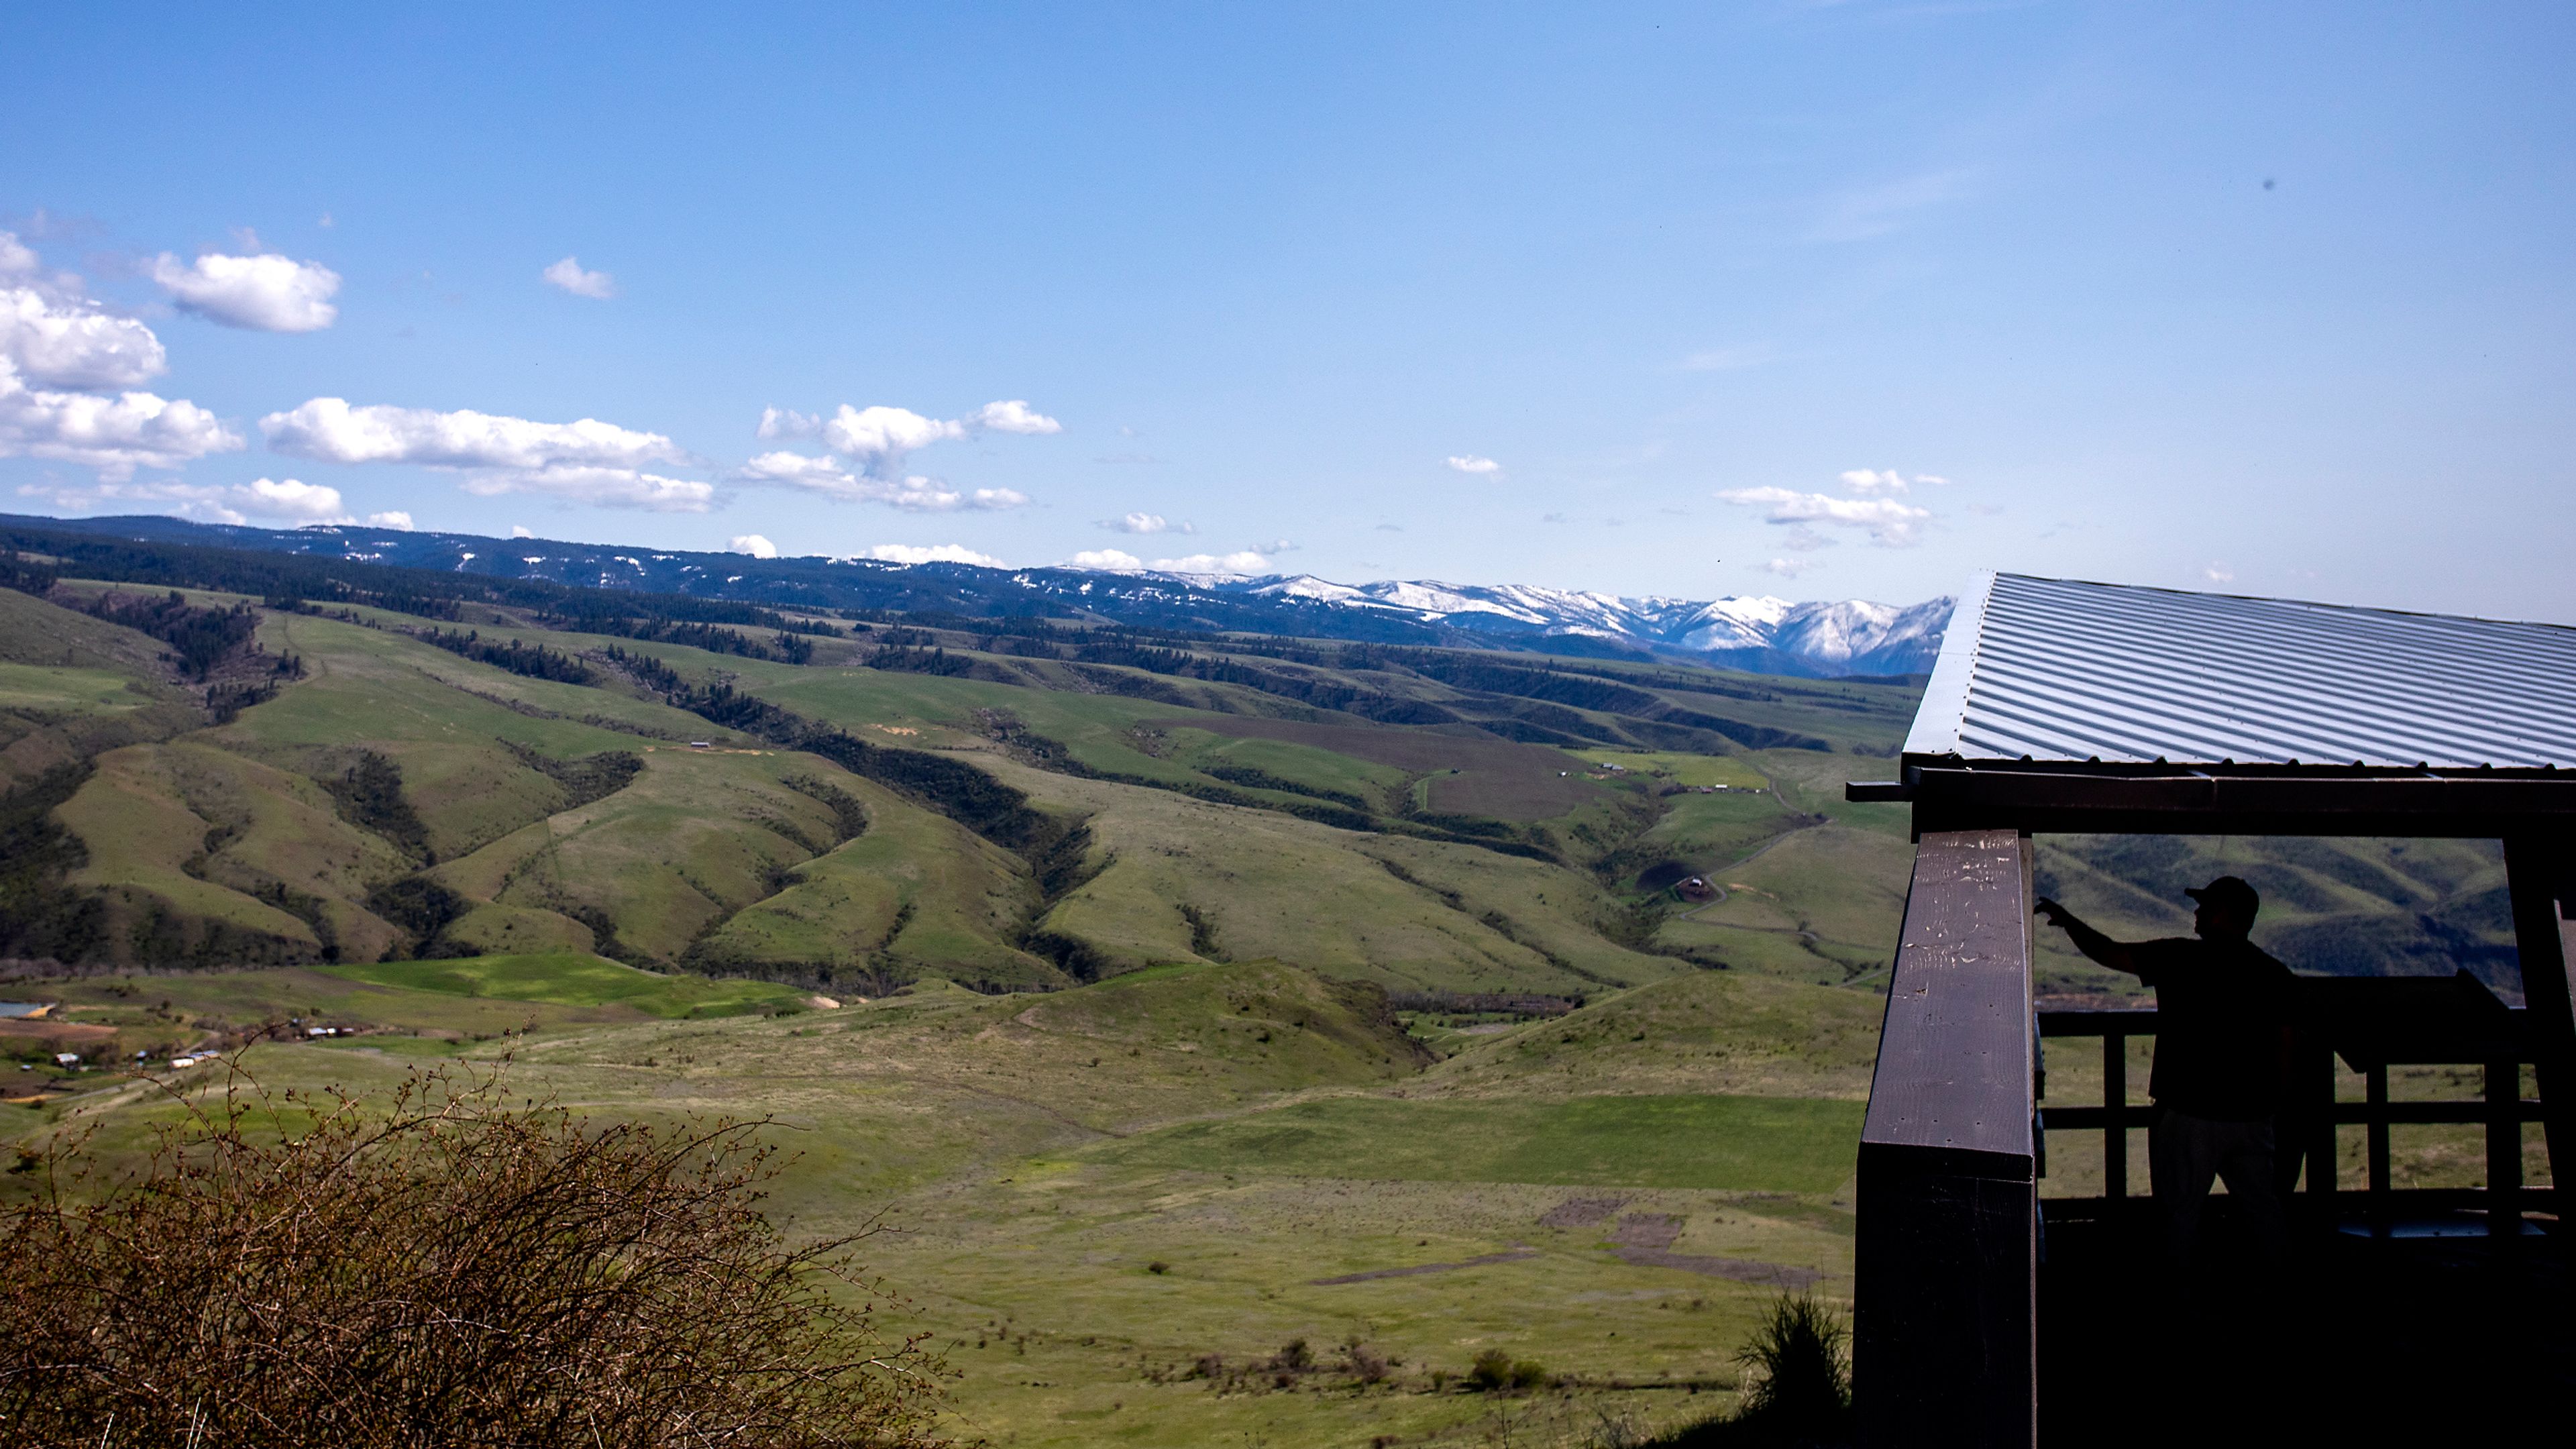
1845, 573, 2576, 1445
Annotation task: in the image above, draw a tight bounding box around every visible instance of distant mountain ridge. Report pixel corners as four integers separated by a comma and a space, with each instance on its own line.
1231, 574, 1950, 677
3, 513, 1951, 678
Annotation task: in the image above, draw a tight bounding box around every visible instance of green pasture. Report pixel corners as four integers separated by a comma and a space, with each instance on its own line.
324, 953, 807, 1018
0, 661, 154, 714
1562, 748, 1770, 789
1079, 1092, 1863, 1192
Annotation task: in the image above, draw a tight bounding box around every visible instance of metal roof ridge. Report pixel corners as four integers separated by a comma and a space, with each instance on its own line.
1902, 570, 1994, 757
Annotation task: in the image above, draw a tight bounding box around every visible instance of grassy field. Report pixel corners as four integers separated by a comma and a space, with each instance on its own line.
1081, 1093, 1861, 1191
2, 957, 1873, 1446
324, 952, 810, 1018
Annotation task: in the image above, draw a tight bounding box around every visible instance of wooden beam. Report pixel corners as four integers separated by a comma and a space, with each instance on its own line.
1856, 828, 2036, 1449
2504, 838, 2576, 1191
1901, 765, 2576, 839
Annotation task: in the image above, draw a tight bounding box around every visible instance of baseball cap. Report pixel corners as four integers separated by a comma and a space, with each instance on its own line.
2184, 875, 2260, 917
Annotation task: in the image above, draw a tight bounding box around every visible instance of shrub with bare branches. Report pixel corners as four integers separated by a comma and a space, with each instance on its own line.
0, 1065, 950, 1448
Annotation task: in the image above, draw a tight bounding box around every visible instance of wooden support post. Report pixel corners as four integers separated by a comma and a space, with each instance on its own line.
2487, 1061, 2522, 1234
2304, 1039, 2340, 1224
2365, 1065, 2391, 1208
1856, 829, 2036, 1449
2503, 838, 2576, 1191
2103, 1032, 2127, 1202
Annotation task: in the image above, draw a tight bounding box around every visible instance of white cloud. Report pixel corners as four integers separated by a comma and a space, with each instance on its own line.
1838, 468, 1949, 495
511, 524, 535, 538
863, 543, 1009, 568
1780, 525, 1836, 552
1253, 537, 1297, 553
748, 398, 1060, 506
1758, 557, 1819, 578
2, 287, 168, 390
237, 476, 349, 520
1446, 454, 1502, 476
972, 398, 1061, 435
734, 450, 1027, 511
1065, 548, 1143, 570
729, 533, 780, 558
458, 465, 716, 513
757, 407, 821, 439
366, 510, 415, 530
821, 405, 969, 478
264, 398, 687, 472
15, 473, 352, 527
150, 251, 341, 332
1150, 550, 1272, 575
1715, 484, 1933, 546
1102, 511, 1181, 534
0, 233, 170, 390
2203, 563, 2236, 585
541, 256, 617, 300
0, 357, 245, 480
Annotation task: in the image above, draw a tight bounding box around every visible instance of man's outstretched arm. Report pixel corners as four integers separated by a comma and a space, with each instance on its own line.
2034, 897, 2139, 975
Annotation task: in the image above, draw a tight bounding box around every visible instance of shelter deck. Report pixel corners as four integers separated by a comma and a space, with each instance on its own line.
2038, 1213, 2573, 1443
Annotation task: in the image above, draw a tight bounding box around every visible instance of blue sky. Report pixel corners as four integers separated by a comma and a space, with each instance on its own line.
5, 2, 2571, 618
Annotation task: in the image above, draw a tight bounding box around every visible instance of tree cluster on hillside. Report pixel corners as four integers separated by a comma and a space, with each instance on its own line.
409, 627, 598, 684
81, 590, 263, 682
0, 1067, 953, 1448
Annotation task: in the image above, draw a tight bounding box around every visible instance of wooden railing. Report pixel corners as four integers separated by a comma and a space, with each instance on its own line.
2035, 996, 2551, 1232
1854, 828, 2037, 1449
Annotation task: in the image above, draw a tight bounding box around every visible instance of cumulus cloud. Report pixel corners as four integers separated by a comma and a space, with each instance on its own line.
1717, 483, 1934, 547
821, 405, 965, 477
791, 398, 1059, 478
735, 450, 1028, 512
1446, 454, 1502, 476
862, 543, 1009, 568
728, 533, 779, 558
236, 476, 349, 520
150, 250, 341, 331
1061, 545, 1275, 574
1101, 511, 1187, 534
1837, 468, 1949, 494
15, 473, 354, 527
0, 357, 245, 480
511, 525, 535, 538
1065, 548, 1143, 570
457, 464, 715, 513
971, 399, 1061, 435
541, 256, 617, 300
1, 287, 168, 391
2203, 563, 2236, 585
757, 407, 821, 439
1150, 551, 1272, 575
367, 510, 415, 529
1758, 557, 1820, 578
0, 231, 170, 391
263, 398, 688, 471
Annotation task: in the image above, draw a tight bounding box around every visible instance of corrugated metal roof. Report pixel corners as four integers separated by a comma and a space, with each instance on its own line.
1903, 573, 2576, 769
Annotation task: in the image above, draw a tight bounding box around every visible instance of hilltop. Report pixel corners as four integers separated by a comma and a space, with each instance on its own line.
9, 512, 1951, 677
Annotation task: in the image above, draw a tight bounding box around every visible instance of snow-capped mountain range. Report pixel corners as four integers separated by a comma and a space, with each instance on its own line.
5, 513, 1953, 679
1215, 574, 1951, 676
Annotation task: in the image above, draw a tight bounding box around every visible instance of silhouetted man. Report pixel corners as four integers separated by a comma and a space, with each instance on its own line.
2035, 876, 2294, 1268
